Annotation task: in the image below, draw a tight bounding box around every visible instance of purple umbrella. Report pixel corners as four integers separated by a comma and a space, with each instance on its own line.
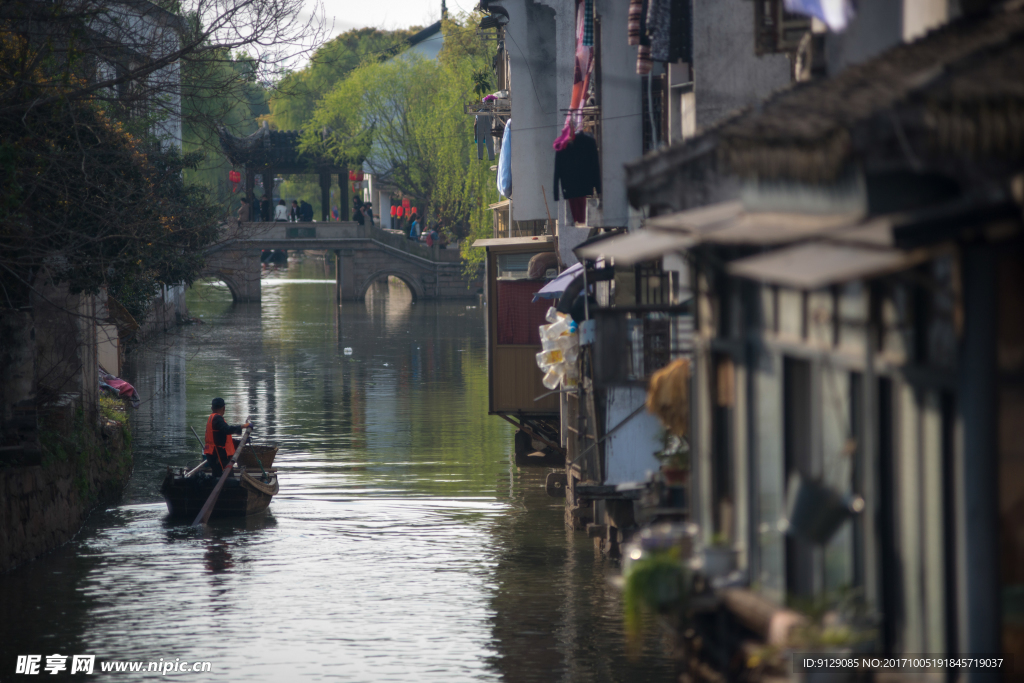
532, 262, 584, 302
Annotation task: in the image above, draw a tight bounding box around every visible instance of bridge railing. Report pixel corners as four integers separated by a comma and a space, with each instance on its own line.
218, 220, 462, 263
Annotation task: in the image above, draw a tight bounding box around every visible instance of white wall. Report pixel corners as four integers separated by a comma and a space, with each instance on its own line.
407, 34, 443, 61
94, 2, 183, 150
500, 0, 558, 222
604, 386, 664, 485
595, 0, 643, 228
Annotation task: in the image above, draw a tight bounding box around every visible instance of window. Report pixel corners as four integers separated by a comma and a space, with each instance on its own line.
494, 252, 550, 346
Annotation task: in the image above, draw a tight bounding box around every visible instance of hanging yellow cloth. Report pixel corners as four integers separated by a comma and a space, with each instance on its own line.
645, 358, 690, 437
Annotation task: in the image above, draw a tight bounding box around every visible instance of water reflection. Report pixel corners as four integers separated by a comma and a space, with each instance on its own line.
0, 258, 675, 682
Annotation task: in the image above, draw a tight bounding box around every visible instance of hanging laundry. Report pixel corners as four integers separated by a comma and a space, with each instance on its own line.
567, 197, 587, 225
646, 0, 671, 62
637, 44, 652, 75
497, 119, 512, 198
475, 114, 494, 161
635, 0, 652, 75
552, 0, 594, 151
628, 0, 643, 45
783, 0, 855, 32
553, 132, 600, 227
582, 0, 594, 47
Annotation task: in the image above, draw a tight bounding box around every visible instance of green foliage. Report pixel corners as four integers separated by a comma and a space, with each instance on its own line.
262, 27, 423, 214
100, 394, 132, 447
0, 96, 223, 312
295, 14, 498, 276
268, 27, 419, 132
181, 50, 269, 213
38, 399, 132, 500
472, 68, 494, 98
0, 26, 226, 315
100, 394, 128, 426
622, 549, 690, 647
786, 587, 877, 649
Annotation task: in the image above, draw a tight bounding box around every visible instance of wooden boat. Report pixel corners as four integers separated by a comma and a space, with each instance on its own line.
161, 467, 279, 520
161, 464, 279, 520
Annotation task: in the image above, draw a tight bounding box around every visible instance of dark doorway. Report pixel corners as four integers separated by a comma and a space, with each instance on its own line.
784, 357, 815, 599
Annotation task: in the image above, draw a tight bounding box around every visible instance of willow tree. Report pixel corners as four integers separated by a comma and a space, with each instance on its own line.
301, 15, 498, 274
182, 51, 269, 206
269, 27, 419, 131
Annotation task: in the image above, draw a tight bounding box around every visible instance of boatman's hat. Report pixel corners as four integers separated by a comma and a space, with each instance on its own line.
211, 397, 226, 409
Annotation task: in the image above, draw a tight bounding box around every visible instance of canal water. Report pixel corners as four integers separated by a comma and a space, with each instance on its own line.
1, 259, 676, 682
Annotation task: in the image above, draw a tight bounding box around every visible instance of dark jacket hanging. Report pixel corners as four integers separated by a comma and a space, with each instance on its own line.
553, 132, 601, 202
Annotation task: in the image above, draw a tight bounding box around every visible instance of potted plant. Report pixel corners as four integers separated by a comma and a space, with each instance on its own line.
787, 590, 877, 683
701, 532, 738, 578
622, 547, 691, 651
656, 432, 690, 485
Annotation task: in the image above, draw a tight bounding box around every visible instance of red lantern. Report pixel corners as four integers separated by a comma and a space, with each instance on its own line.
228, 170, 241, 183
410, 206, 417, 215
401, 198, 410, 209
396, 207, 404, 218
347, 170, 355, 181
390, 206, 397, 217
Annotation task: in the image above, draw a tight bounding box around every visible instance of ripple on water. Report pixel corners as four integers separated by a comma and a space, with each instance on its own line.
0, 266, 677, 683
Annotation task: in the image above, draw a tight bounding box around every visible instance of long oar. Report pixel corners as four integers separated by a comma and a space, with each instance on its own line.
190, 425, 205, 450
183, 426, 208, 478
192, 423, 252, 527
184, 461, 207, 478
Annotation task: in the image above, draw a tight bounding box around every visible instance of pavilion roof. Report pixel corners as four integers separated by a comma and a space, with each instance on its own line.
218, 122, 343, 172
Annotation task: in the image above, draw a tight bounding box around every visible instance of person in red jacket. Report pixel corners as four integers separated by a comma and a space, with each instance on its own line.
203, 398, 251, 477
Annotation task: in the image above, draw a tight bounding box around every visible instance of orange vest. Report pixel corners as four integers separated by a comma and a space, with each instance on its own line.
203, 413, 236, 466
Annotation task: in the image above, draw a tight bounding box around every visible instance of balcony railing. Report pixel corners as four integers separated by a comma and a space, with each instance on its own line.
590, 305, 693, 386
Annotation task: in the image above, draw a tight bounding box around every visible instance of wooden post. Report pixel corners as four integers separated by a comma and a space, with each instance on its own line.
320, 172, 331, 222
245, 168, 256, 221
265, 168, 276, 209
338, 171, 349, 221
335, 249, 343, 304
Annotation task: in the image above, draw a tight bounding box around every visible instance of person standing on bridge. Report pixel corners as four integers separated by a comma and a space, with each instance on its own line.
260, 194, 272, 223
237, 197, 250, 223
203, 398, 252, 478
352, 196, 365, 226
274, 199, 288, 221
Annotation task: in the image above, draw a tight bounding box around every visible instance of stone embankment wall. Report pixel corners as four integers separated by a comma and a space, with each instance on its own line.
0, 416, 132, 573
137, 283, 188, 341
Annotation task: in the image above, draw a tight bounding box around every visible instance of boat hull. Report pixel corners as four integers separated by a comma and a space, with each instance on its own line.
161, 468, 279, 520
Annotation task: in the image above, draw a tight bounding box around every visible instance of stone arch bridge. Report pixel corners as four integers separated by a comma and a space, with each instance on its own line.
202, 222, 481, 303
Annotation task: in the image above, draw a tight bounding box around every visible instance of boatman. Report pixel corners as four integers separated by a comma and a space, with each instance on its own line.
203, 398, 252, 477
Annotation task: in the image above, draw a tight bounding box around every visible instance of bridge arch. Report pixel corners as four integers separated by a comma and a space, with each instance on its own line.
357, 269, 423, 302
198, 269, 243, 302
199, 248, 263, 303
